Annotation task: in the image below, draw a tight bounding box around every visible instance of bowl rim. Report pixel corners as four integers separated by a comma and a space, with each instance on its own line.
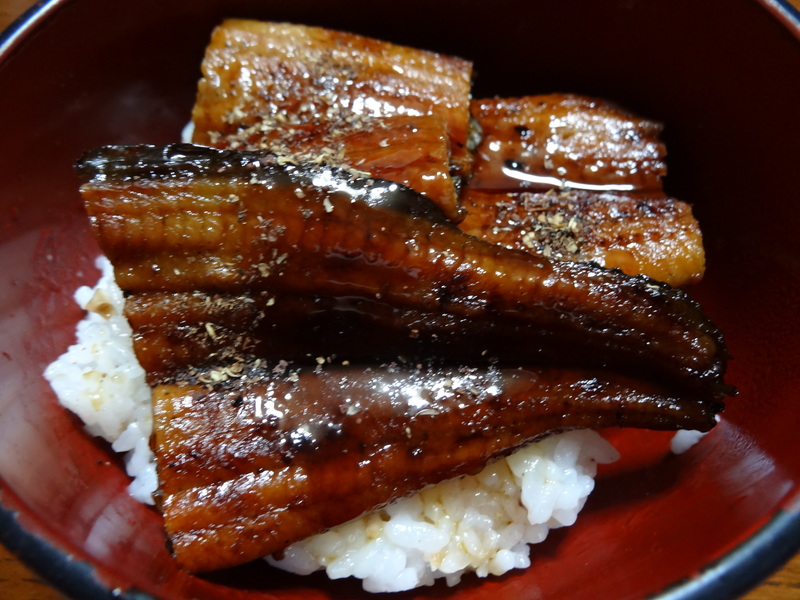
759, 0, 800, 39
0, 503, 154, 600
1, 1, 800, 599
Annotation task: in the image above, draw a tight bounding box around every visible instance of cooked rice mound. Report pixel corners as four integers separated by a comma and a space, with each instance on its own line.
45, 257, 621, 592
44, 257, 156, 504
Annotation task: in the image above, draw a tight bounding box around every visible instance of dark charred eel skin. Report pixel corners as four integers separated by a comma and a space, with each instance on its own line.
153, 363, 721, 572
77, 143, 454, 225
78, 144, 731, 397
126, 288, 718, 398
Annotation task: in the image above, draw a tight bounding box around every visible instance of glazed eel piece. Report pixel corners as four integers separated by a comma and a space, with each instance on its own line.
458, 188, 706, 288
191, 19, 474, 222
461, 94, 704, 288
153, 363, 721, 572
78, 144, 730, 398
469, 94, 667, 193
130, 288, 694, 384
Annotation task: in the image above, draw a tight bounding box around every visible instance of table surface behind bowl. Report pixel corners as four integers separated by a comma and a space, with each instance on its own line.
1, 0, 800, 598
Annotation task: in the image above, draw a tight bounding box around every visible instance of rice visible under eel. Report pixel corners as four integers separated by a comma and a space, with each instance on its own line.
269, 431, 617, 592
45, 257, 623, 592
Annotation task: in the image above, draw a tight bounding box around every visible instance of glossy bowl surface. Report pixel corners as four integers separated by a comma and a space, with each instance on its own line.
1, 1, 800, 599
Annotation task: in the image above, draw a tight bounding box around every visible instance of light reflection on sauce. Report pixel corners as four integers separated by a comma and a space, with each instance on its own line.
500, 165, 638, 193
254, 395, 284, 420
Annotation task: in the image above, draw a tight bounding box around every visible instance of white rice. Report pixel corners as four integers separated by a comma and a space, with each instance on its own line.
44, 257, 157, 504
45, 256, 623, 592
670, 418, 717, 454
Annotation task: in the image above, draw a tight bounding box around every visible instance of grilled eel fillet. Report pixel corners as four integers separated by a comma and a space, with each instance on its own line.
77, 144, 732, 572
79, 144, 729, 395
154, 364, 721, 572
462, 95, 703, 287
459, 189, 705, 287
469, 94, 667, 193
191, 19, 474, 222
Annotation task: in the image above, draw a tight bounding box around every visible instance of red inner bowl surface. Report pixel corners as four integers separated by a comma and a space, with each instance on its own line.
1, 0, 799, 599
